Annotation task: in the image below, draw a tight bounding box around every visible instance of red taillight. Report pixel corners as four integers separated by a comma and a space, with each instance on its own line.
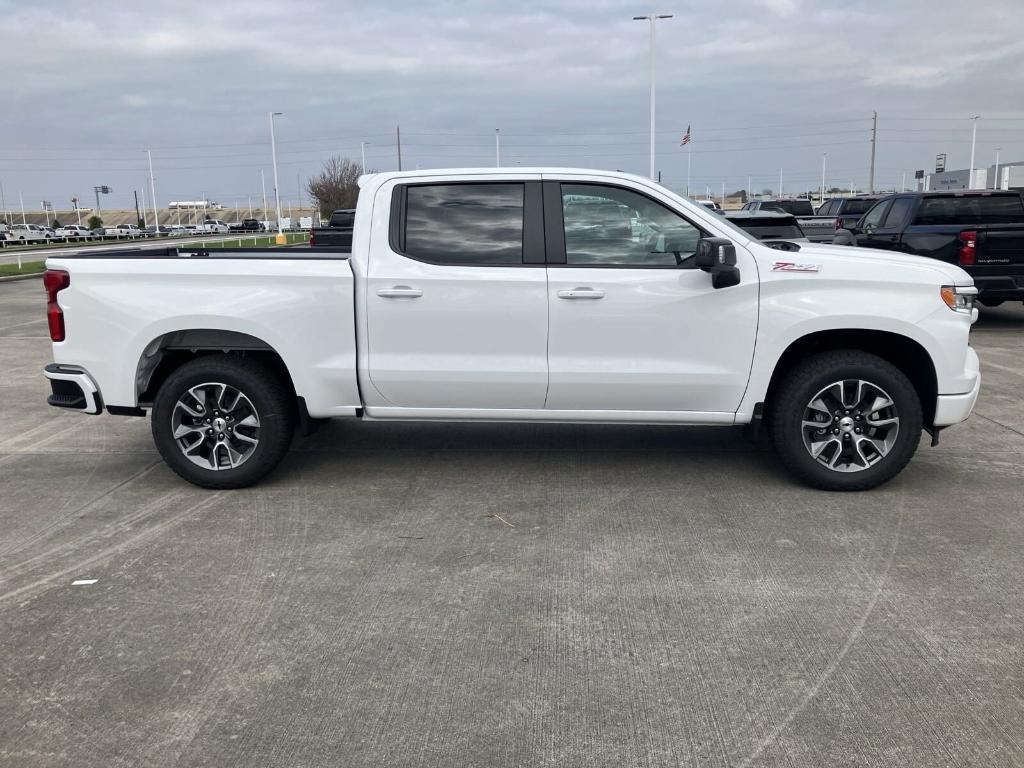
43, 269, 70, 342
835, 217, 843, 231
309, 231, 316, 247
958, 230, 977, 266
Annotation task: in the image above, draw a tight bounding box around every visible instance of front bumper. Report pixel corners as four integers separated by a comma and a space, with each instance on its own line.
43, 364, 102, 414
933, 347, 981, 427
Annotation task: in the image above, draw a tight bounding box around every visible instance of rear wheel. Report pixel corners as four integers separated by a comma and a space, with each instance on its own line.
151, 356, 295, 489
770, 350, 922, 491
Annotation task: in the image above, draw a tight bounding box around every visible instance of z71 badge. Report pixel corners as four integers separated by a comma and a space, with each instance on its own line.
771, 261, 821, 273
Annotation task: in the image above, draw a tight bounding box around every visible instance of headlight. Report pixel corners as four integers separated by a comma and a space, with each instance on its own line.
940, 285, 977, 314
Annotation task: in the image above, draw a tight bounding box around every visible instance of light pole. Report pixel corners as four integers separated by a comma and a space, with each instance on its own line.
633, 13, 672, 180
820, 153, 827, 206
146, 150, 159, 229
495, 129, 501, 168
360, 141, 370, 174
968, 115, 980, 190
269, 111, 285, 243
779, 168, 783, 197
260, 169, 268, 229
994, 147, 1001, 190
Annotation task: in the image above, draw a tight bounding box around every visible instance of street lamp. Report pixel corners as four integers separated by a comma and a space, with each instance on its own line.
269, 111, 285, 243
495, 128, 501, 168
633, 13, 673, 180
146, 150, 159, 229
994, 147, 1001, 190
820, 153, 827, 206
968, 115, 980, 190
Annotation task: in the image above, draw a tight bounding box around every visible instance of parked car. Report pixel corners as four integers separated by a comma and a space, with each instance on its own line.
198, 219, 231, 234
742, 199, 834, 242
724, 211, 807, 251
833, 190, 1024, 307
309, 208, 355, 247
56, 224, 94, 241
104, 224, 144, 238
0, 224, 11, 247
145, 226, 173, 237
696, 199, 722, 212
229, 218, 266, 232
9, 223, 49, 243
42, 168, 980, 492
816, 195, 886, 233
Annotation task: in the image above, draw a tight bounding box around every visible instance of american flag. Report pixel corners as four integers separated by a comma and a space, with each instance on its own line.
680, 125, 691, 146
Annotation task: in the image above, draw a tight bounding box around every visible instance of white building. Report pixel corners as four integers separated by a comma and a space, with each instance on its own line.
922, 160, 1024, 192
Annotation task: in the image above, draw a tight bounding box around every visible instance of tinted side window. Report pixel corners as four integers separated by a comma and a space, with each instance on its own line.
404, 183, 524, 265
861, 200, 891, 229
915, 195, 1024, 225
561, 184, 701, 267
883, 198, 915, 228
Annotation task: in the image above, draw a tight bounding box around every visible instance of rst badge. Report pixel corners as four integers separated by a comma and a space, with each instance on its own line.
771, 261, 821, 273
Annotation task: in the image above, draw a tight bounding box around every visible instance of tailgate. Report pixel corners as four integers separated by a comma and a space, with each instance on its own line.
978, 227, 1024, 265
797, 217, 836, 241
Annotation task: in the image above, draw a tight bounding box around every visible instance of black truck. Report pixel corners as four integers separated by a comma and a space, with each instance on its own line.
834, 190, 1024, 306
309, 208, 355, 248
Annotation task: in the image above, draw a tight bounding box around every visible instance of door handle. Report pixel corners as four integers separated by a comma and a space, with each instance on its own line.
377, 286, 423, 298
557, 288, 605, 300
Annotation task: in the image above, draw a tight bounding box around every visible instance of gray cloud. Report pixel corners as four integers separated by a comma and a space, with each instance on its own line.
1, 0, 1022, 212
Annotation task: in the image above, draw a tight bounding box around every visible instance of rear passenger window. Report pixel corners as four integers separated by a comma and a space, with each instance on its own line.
403, 183, 524, 265
860, 200, 891, 229
915, 195, 1024, 225
883, 198, 915, 228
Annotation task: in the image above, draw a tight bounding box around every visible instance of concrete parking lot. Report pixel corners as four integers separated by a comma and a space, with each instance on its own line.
1, 276, 1023, 767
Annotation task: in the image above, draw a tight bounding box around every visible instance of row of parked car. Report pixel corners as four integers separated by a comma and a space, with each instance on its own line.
0, 218, 270, 247
712, 190, 1024, 307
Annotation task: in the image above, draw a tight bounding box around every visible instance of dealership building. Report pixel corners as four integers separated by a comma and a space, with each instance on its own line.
921, 160, 1024, 192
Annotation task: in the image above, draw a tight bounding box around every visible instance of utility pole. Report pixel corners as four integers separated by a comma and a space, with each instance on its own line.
20, 191, 27, 225
134, 189, 144, 228
994, 147, 1001, 190
146, 149, 158, 228
396, 125, 402, 171
633, 13, 672, 180
869, 110, 878, 193
0, 179, 7, 224
360, 141, 369, 173
747, 175, 751, 201
495, 128, 501, 168
901, 171, 907, 192
779, 168, 783, 197
968, 115, 980, 190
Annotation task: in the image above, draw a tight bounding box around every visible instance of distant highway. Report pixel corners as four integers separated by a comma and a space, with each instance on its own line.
0, 232, 306, 267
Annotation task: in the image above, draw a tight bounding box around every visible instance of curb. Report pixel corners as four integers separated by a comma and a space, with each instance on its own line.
0, 271, 44, 283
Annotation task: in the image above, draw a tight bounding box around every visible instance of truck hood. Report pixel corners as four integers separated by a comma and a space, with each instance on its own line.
782, 242, 974, 287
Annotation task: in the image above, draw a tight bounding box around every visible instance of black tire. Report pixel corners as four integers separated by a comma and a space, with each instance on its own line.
769, 350, 922, 491
151, 355, 295, 489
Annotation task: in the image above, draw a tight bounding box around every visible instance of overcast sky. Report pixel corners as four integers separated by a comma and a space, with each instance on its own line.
2, 0, 1023, 212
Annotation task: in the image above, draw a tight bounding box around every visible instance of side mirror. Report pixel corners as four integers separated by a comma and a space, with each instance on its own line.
695, 237, 741, 289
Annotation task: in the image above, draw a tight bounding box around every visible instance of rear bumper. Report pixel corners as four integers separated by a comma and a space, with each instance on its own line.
43, 364, 102, 414
933, 347, 981, 427
973, 275, 1024, 302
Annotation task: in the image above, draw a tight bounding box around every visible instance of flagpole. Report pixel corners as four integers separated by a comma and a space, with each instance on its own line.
687, 148, 691, 197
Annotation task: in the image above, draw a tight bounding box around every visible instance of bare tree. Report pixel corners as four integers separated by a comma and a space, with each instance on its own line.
306, 156, 367, 215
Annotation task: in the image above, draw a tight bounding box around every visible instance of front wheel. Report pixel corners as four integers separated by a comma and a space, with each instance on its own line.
769, 350, 922, 491
151, 356, 295, 489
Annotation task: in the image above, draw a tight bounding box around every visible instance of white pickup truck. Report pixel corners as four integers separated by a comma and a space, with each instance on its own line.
42, 168, 981, 491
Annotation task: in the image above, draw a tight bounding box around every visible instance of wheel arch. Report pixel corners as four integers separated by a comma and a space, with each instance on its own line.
135, 329, 297, 406
763, 329, 938, 427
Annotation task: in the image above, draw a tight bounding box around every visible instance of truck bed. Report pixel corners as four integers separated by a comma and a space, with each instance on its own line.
45, 246, 360, 418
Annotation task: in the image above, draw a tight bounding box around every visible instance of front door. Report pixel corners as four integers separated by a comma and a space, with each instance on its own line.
365, 179, 549, 409
543, 180, 758, 415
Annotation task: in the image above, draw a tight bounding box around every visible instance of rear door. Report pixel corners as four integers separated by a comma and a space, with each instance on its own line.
365, 177, 549, 409
860, 196, 915, 251
853, 199, 892, 248
543, 178, 758, 415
